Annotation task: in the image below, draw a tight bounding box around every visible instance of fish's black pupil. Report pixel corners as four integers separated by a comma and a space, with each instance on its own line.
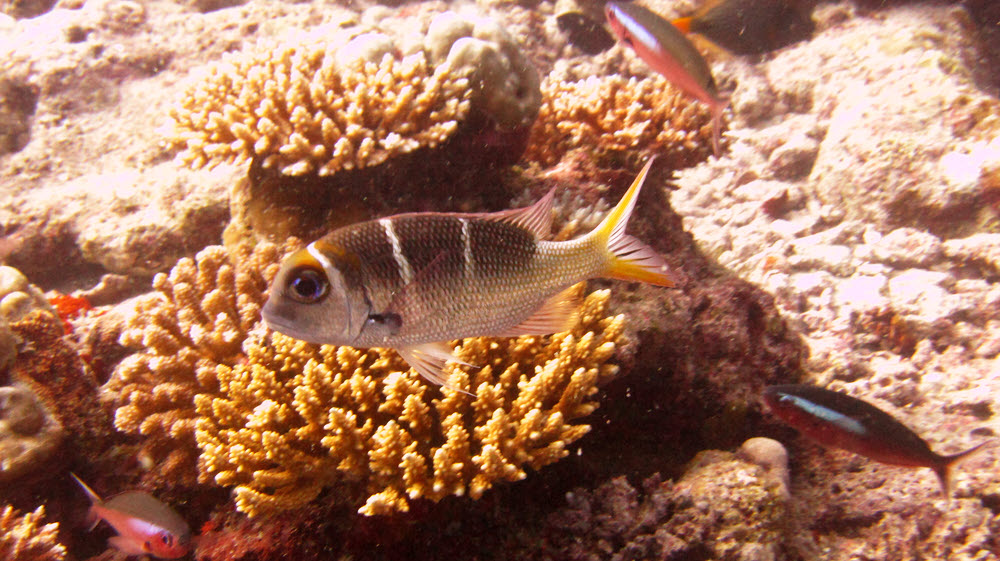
162, 534, 172, 545
288, 268, 328, 303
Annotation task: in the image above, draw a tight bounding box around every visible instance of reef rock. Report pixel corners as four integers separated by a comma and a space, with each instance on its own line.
538, 449, 790, 561
0, 384, 63, 484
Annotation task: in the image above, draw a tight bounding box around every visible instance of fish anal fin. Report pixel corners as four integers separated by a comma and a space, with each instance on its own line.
936, 439, 994, 499
498, 284, 582, 337
487, 188, 556, 240
397, 343, 474, 395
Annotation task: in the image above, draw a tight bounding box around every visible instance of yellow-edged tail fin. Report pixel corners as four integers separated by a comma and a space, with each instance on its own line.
592, 158, 676, 287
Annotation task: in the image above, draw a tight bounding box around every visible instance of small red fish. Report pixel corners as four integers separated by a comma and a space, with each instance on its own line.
605, 1, 728, 156
71, 473, 192, 559
764, 385, 992, 496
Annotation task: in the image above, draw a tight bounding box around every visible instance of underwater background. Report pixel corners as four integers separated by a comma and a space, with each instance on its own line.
1, 0, 999, 559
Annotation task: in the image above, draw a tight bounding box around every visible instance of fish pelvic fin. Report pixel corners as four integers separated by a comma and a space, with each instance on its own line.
935, 439, 994, 499
592, 158, 676, 287
498, 284, 582, 337
397, 343, 475, 396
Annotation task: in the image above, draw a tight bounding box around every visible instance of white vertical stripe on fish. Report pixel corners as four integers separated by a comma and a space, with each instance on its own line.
459, 217, 474, 281
306, 242, 337, 278
381, 218, 413, 285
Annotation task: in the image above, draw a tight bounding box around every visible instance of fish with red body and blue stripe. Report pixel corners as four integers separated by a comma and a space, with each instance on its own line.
263, 159, 676, 390
764, 384, 992, 496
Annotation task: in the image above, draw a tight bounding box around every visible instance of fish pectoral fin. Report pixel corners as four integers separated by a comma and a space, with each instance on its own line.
108, 536, 149, 556
498, 284, 582, 337
398, 343, 474, 395
486, 188, 556, 240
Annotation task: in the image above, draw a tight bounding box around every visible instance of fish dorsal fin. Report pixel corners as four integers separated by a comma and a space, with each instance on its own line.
497, 284, 582, 337
397, 343, 475, 396
487, 188, 556, 240
71, 472, 103, 504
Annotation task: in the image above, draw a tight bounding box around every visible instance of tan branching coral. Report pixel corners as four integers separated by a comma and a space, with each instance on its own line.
195, 286, 623, 516
109, 241, 625, 516
523, 74, 715, 167
169, 34, 473, 176
106, 242, 286, 482
0, 505, 66, 561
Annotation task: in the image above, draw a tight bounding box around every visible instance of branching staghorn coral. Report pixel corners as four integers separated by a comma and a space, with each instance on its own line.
195, 286, 622, 516
168, 33, 472, 176
108, 241, 626, 516
523, 74, 715, 167
0, 505, 66, 561
106, 242, 286, 482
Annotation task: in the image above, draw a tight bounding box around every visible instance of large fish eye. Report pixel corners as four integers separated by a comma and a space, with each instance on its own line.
161, 533, 173, 546
286, 267, 329, 304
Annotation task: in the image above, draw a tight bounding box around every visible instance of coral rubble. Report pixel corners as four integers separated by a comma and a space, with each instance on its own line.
537, 449, 789, 561
0, 505, 66, 561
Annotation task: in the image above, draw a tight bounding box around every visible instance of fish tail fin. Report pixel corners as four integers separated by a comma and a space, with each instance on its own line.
936, 440, 993, 499
671, 16, 692, 34
591, 158, 676, 287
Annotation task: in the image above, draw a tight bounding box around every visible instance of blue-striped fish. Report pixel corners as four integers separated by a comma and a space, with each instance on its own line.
262, 159, 675, 388
764, 385, 992, 497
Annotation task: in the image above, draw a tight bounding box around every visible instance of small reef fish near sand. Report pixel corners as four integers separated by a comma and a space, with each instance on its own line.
605, 1, 728, 156
71, 473, 192, 559
764, 385, 992, 496
263, 159, 675, 389
671, 0, 815, 55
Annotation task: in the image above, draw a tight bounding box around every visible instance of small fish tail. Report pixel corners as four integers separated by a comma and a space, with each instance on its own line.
671, 16, 692, 33
936, 440, 993, 498
592, 158, 676, 287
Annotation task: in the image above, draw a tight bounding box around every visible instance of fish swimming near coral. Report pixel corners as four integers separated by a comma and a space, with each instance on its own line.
71, 473, 192, 559
605, 1, 728, 156
671, 0, 815, 55
763, 385, 992, 496
263, 159, 675, 389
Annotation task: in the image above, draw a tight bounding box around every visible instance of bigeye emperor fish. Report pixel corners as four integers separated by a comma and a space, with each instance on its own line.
262, 159, 675, 389
764, 385, 993, 497
605, 1, 728, 156
71, 473, 192, 559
